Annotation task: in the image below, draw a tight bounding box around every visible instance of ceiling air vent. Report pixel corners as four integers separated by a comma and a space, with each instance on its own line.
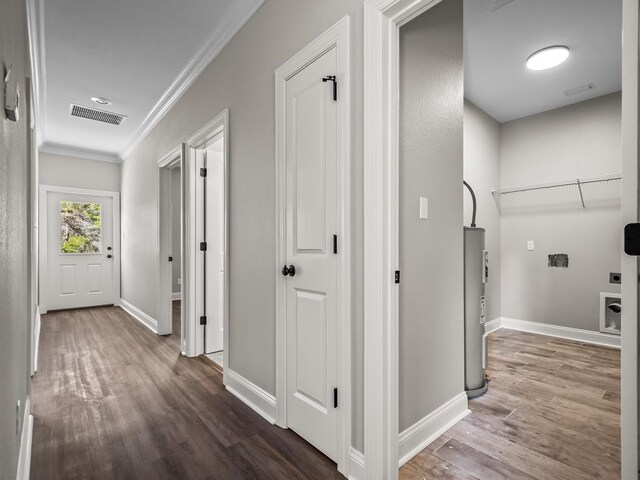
69, 104, 127, 125
564, 83, 595, 97
481, 0, 515, 12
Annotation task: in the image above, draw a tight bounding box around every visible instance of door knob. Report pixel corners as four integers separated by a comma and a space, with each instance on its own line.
281, 265, 296, 277
107, 254, 112, 259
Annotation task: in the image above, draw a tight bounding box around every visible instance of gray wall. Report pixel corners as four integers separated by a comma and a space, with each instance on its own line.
399, 0, 465, 431
39, 151, 121, 191
500, 92, 622, 330
0, 0, 32, 477
464, 101, 501, 322
171, 167, 181, 294
120, 0, 365, 449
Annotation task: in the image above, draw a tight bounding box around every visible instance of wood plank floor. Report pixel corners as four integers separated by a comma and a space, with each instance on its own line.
31, 304, 342, 480
401, 329, 621, 480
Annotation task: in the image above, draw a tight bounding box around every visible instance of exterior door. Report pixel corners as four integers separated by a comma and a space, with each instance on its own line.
46, 191, 114, 310
204, 146, 225, 354
284, 46, 338, 461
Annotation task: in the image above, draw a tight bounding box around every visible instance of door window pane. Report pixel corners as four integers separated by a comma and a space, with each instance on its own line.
60, 201, 102, 254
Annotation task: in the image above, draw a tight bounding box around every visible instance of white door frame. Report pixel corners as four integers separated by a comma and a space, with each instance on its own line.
157, 146, 183, 342
38, 185, 121, 314
274, 16, 351, 476
157, 110, 229, 363
621, 0, 639, 477
363, 0, 639, 479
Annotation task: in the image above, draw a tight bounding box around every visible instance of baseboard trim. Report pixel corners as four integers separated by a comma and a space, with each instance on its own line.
348, 447, 365, 480
484, 317, 502, 335
171, 292, 182, 301
16, 397, 33, 480
225, 369, 277, 425
492, 317, 621, 349
398, 392, 470, 467
119, 299, 158, 334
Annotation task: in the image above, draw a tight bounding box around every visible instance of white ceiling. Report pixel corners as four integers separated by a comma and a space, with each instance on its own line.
37, 0, 262, 162
465, 0, 622, 123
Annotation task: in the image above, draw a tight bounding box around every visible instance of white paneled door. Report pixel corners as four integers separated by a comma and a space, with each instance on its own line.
204, 145, 225, 354
284, 46, 339, 461
46, 191, 115, 310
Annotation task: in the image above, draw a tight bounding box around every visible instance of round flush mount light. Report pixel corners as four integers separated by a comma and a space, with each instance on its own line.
526, 46, 570, 71
91, 96, 112, 106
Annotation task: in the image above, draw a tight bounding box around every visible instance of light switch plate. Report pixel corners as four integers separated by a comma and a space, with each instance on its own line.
419, 197, 428, 219
527, 240, 535, 251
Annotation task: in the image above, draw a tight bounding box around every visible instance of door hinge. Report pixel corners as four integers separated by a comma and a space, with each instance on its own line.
200, 315, 207, 326
395, 270, 400, 284
333, 387, 338, 408
322, 75, 337, 101
200, 167, 207, 177
168, 256, 173, 262
333, 234, 338, 254
200, 242, 207, 251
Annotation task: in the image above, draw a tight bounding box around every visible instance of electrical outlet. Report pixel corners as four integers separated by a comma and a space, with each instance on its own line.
177, 278, 181, 285
527, 240, 535, 251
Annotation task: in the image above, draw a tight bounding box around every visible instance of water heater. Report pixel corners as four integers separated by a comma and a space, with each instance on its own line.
464, 227, 489, 398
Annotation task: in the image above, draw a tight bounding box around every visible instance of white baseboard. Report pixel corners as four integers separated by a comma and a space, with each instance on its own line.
398, 392, 470, 467
119, 298, 158, 334
492, 317, 621, 349
484, 317, 502, 335
348, 447, 366, 480
171, 292, 182, 301
16, 397, 33, 480
225, 369, 277, 425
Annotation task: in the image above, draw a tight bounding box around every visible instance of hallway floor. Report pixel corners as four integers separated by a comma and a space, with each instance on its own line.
31, 306, 342, 480
401, 329, 620, 480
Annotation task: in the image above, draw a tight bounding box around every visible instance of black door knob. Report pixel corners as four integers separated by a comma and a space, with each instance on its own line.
107, 246, 112, 251
107, 254, 112, 259
281, 265, 296, 277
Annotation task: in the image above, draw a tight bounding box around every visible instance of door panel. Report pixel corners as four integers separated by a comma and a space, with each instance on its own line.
285, 46, 338, 461
46, 191, 114, 310
204, 145, 225, 354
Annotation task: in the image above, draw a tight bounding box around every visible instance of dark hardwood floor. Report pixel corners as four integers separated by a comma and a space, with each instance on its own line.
401, 329, 621, 480
31, 304, 342, 480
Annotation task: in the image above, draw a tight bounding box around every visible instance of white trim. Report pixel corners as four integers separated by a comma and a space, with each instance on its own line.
398, 392, 469, 467
25, 0, 45, 147
274, 16, 351, 475
348, 448, 366, 480
40, 142, 121, 164
119, 298, 158, 333
184, 110, 229, 373
363, 1, 444, 477
16, 398, 33, 480
483, 317, 502, 335
621, 2, 639, 476
225, 369, 277, 424
31, 305, 41, 376
38, 185, 121, 314
120, 0, 264, 160
171, 292, 182, 301
488, 317, 621, 349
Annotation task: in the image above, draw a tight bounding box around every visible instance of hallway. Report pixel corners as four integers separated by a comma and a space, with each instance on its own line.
30, 306, 342, 480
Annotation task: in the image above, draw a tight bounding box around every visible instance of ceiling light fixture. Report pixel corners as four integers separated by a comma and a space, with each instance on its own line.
91, 96, 112, 106
526, 46, 570, 71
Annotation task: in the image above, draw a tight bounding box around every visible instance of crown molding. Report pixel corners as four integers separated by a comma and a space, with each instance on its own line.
25, 0, 46, 146
40, 142, 122, 164
120, 0, 265, 161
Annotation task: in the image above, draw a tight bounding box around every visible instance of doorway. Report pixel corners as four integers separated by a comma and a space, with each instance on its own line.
39, 186, 120, 313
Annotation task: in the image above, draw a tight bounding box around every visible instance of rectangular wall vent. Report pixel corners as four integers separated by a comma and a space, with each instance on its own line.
481, 0, 515, 12
69, 104, 127, 125
564, 83, 595, 97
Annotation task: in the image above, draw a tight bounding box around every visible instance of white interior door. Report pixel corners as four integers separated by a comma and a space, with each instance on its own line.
46, 191, 114, 310
284, 46, 339, 461
204, 145, 225, 353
